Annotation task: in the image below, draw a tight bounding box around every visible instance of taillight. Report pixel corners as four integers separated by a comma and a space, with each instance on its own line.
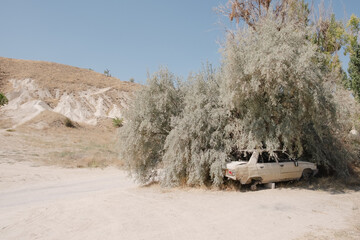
228, 170, 233, 175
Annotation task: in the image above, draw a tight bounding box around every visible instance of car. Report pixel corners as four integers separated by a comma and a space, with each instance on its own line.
225, 150, 318, 190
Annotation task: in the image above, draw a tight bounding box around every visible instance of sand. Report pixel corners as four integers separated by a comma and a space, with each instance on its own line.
0, 160, 359, 240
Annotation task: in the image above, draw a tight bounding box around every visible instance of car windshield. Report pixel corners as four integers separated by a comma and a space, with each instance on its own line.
238, 152, 252, 162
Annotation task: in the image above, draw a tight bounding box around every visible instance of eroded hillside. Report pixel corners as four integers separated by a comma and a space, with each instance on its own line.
0, 57, 139, 128
0, 57, 139, 167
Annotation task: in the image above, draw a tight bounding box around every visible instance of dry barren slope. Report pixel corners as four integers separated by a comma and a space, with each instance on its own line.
0, 57, 139, 94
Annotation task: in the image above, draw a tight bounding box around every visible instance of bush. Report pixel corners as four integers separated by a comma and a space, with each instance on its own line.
64, 117, 75, 128
0, 93, 8, 106
104, 69, 111, 77
112, 117, 124, 128
162, 65, 230, 187
117, 67, 184, 183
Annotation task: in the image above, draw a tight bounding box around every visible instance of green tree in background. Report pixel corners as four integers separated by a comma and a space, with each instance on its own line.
349, 43, 360, 98
346, 14, 360, 96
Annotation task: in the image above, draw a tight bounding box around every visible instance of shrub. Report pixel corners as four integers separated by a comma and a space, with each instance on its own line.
129, 78, 135, 83
112, 117, 124, 128
104, 69, 111, 77
64, 117, 75, 128
162, 65, 231, 187
117, 67, 184, 183
0, 93, 8, 106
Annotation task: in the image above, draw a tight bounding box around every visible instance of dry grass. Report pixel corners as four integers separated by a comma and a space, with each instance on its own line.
0, 114, 123, 168
0, 57, 141, 95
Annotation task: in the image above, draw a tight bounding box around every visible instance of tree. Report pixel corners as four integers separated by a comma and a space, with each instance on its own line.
346, 14, 360, 96
345, 14, 360, 56
220, 14, 349, 173
311, 12, 347, 76
222, 1, 347, 77
220, 0, 310, 29
117, 67, 184, 183
162, 65, 230, 187
349, 43, 360, 99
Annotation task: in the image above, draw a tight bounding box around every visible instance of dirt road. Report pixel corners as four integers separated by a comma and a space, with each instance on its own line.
0, 161, 359, 240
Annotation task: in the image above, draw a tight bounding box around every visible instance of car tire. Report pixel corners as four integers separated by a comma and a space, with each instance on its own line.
302, 169, 313, 181
250, 180, 260, 191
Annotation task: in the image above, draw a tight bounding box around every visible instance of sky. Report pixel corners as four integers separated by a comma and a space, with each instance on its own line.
0, 0, 360, 84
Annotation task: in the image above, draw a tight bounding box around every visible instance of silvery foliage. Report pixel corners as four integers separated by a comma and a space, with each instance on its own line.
162, 65, 231, 187
220, 13, 347, 170
117, 67, 184, 183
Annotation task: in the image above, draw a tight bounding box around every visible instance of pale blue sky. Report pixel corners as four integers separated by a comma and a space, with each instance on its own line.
0, 0, 359, 84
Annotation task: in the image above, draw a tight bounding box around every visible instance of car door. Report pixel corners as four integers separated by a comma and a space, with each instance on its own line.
256, 152, 280, 183
276, 152, 301, 180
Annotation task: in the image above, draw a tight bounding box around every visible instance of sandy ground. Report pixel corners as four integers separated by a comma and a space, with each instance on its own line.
0, 159, 359, 240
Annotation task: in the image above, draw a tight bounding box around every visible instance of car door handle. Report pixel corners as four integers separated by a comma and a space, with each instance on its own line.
260, 166, 264, 168
280, 164, 284, 167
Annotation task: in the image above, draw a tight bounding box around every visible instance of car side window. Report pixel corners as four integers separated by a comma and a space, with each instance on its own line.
258, 152, 277, 163
276, 152, 291, 163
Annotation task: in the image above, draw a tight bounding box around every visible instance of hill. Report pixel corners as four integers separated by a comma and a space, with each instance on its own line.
0, 57, 140, 168
0, 57, 140, 128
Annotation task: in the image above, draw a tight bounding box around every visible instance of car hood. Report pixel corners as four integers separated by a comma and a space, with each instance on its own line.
226, 161, 248, 169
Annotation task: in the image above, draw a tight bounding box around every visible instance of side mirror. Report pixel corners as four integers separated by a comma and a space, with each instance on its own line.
294, 160, 299, 167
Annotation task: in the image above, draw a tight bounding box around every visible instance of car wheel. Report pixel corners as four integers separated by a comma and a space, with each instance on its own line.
250, 180, 260, 191
302, 169, 313, 181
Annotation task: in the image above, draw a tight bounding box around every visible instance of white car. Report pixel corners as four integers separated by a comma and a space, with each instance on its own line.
225, 151, 318, 190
